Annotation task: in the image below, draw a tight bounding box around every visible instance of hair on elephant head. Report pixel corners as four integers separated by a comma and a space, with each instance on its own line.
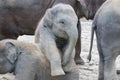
35, 3, 78, 76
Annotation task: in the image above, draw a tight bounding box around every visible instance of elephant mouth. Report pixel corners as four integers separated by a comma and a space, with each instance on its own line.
55, 36, 68, 52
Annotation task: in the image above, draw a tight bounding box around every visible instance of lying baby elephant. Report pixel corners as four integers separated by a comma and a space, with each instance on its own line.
0, 39, 79, 80
35, 3, 78, 76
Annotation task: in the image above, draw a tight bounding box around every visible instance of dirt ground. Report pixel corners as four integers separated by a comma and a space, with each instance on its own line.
0, 19, 120, 80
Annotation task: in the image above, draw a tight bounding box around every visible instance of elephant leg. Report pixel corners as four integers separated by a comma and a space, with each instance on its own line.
45, 46, 65, 76
98, 55, 104, 80
97, 42, 104, 80
39, 30, 65, 76
63, 58, 76, 72
104, 51, 118, 80
74, 20, 84, 65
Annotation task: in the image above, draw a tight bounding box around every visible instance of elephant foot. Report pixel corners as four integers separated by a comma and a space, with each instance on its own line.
51, 67, 65, 76
75, 57, 84, 65
63, 59, 76, 72
63, 65, 73, 72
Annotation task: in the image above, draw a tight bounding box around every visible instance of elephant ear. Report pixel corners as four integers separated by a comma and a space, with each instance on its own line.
5, 42, 17, 64
43, 8, 53, 28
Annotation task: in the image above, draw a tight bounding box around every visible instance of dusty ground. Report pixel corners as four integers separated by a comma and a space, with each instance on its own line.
0, 19, 120, 80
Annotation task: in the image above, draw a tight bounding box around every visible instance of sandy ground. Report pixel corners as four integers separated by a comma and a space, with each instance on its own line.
0, 19, 120, 80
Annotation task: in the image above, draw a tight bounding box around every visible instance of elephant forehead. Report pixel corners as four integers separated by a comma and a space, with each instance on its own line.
51, 4, 76, 17
0, 41, 11, 54
52, 3, 74, 11
52, 11, 78, 23
56, 8, 75, 15
0, 56, 6, 64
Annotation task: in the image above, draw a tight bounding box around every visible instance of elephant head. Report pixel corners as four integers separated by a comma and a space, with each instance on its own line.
0, 41, 21, 74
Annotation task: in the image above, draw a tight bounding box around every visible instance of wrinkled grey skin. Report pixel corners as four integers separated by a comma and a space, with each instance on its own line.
0, 0, 106, 65
35, 3, 78, 76
83, 0, 106, 19
0, 39, 79, 80
0, 0, 86, 39
88, 0, 120, 80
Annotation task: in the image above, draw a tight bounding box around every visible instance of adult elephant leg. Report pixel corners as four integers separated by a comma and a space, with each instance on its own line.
98, 53, 104, 79
99, 57, 104, 80
96, 40, 104, 80
75, 19, 84, 65
98, 49, 104, 80
104, 50, 118, 80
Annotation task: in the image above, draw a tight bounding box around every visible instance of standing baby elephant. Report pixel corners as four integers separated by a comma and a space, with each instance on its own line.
35, 3, 78, 76
88, 0, 120, 80
0, 39, 79, 80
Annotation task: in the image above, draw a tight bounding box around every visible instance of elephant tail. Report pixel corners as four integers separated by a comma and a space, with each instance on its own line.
87, 22, 96, 62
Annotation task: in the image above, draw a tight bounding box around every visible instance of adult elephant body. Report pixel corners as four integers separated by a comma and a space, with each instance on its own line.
88, 0, 120, 80
0, 0, 54, 39
0, 0, 106, 64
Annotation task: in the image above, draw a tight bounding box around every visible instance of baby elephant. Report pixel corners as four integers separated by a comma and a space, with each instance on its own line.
88, 0, 120, 80
0, 39, 79, 80
35, 4, 78, 76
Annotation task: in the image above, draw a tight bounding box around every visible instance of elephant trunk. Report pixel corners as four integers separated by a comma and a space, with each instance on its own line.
62, 25, 78, 65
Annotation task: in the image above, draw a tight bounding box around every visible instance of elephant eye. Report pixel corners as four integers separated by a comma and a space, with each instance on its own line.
59, 21, 64, 24
59, 19, 66, 24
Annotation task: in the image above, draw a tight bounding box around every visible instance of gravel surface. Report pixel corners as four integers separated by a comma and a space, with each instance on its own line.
0, 20, 120, 80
